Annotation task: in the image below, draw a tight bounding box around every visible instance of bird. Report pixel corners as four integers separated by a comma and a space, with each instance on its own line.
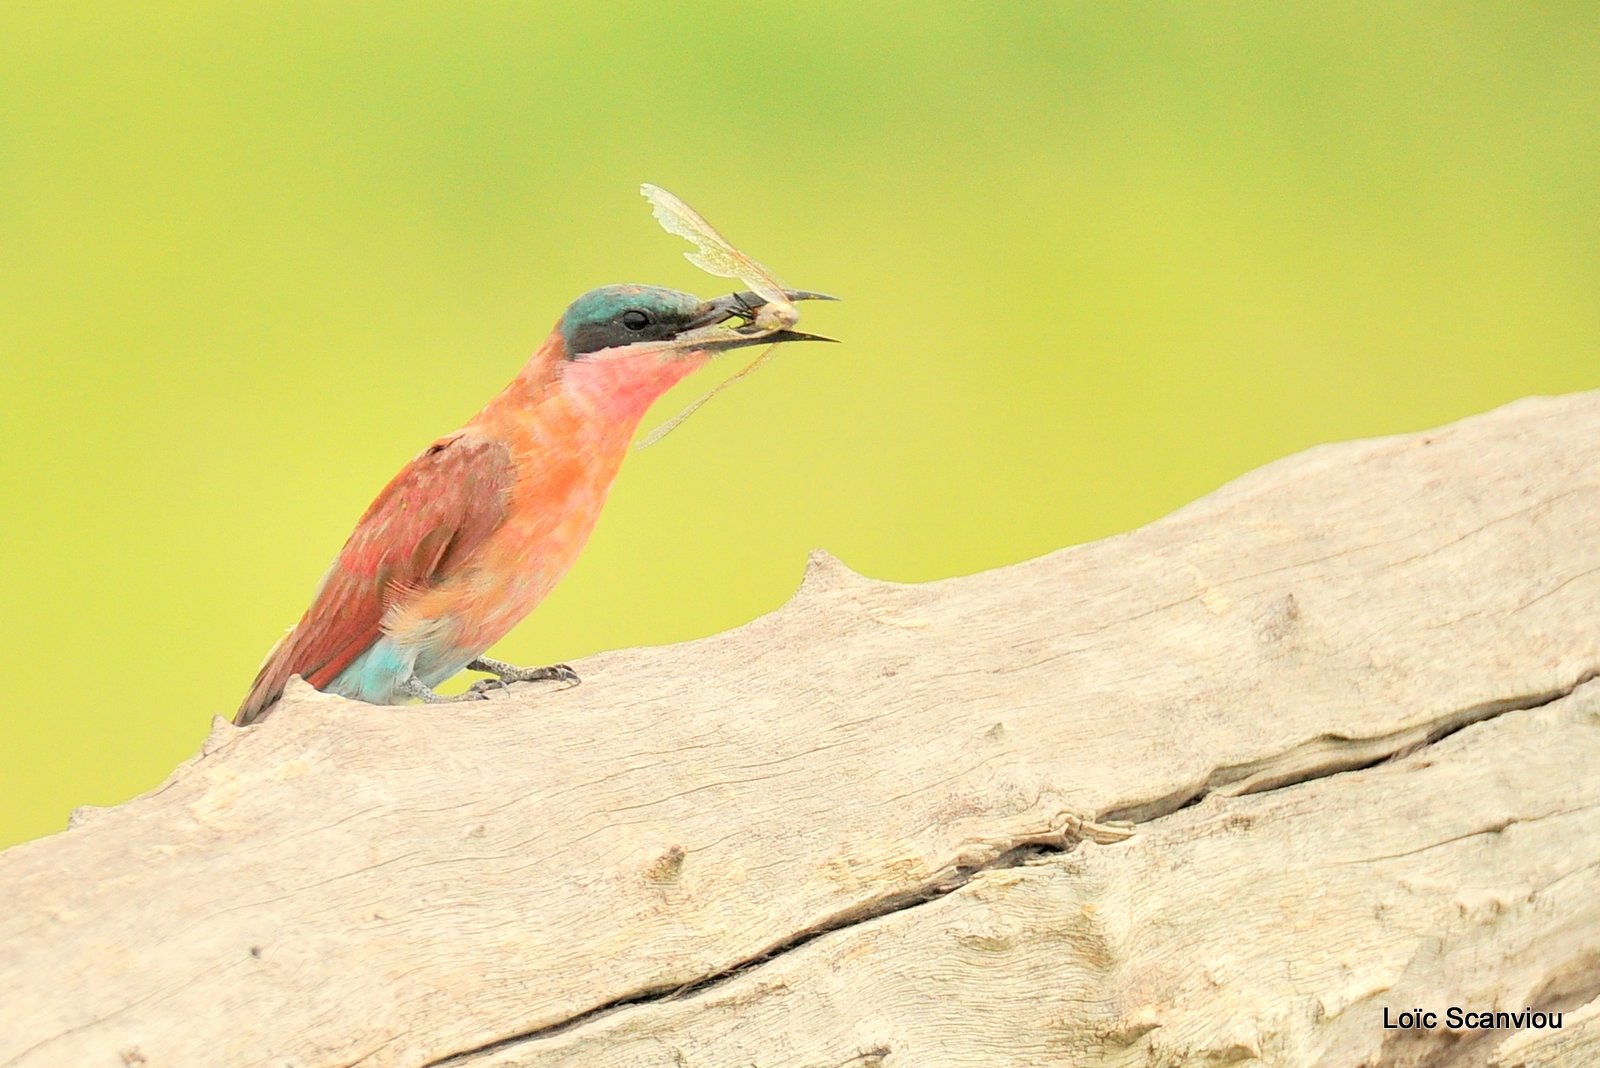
236, 283, 834, 725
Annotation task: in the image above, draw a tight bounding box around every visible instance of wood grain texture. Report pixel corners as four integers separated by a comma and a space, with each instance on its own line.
474, 682, 1600, 1067
1, 392, 1596, 1067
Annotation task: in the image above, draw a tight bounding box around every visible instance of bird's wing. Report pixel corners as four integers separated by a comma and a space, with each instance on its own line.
236, 433, 517, 725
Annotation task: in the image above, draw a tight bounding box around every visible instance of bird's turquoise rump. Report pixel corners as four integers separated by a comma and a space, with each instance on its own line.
324, 636, 475, 705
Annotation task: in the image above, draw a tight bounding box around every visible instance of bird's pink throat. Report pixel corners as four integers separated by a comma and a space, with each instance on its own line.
560, 348, 712, 428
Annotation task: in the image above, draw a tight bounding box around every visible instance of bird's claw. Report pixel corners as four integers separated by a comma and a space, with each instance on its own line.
466, 661, 581, 695
540, 664, 581, 687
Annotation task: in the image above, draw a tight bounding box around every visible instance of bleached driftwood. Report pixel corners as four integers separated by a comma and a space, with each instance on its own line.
2, 393, 1597, 1068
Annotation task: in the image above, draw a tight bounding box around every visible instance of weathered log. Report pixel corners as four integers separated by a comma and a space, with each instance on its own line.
2, 393, 1596, 1068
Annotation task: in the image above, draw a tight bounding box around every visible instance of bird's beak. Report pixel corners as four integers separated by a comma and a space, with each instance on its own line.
673, 289, 841, 352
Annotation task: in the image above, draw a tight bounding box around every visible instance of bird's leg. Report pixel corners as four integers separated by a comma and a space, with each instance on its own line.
466, 657, 580, 694
399, 675, 488, 704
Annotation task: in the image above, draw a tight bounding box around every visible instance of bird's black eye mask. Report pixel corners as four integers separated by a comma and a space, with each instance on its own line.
565, 306, 687, 357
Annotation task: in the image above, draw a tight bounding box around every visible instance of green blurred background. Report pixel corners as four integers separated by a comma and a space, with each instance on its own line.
2, 3, 1595, 849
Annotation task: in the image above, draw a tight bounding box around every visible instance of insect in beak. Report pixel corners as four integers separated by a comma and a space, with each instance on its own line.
675, 290, 840, 350
639, 183, 838, 442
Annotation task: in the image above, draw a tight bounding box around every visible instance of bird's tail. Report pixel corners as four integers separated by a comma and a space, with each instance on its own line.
235, 626, 298, 726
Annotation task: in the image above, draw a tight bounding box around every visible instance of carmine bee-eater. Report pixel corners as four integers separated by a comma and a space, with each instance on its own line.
236, 283, 835, 725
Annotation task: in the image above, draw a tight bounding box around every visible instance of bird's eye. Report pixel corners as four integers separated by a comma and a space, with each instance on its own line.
621, 309, 651, 331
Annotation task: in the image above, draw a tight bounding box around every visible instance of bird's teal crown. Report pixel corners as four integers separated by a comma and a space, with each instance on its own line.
560, 284, 702, 357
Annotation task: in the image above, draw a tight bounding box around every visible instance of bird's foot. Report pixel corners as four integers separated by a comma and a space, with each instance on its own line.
399, 675, 488, 704
466, 657, 580, 695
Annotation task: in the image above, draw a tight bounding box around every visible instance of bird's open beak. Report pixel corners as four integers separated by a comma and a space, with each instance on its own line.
674, 289, 840, 352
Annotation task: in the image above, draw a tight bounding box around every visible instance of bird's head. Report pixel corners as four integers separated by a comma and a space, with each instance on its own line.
546, 283, 836, 421
560, 283, 833, 360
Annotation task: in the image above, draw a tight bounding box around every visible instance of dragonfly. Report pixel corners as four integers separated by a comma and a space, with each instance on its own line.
642, 182, 804, 331
638, 183, 835, 445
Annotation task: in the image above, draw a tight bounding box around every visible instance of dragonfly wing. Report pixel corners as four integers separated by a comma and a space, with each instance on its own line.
642, 183, 790, 305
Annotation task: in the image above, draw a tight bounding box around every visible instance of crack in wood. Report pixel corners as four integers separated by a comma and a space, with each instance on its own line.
422, 675, 1598, 1066
421, 841, 1064, 1065
1334, 801, 1600, 866
1100, 672, 1597, 825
